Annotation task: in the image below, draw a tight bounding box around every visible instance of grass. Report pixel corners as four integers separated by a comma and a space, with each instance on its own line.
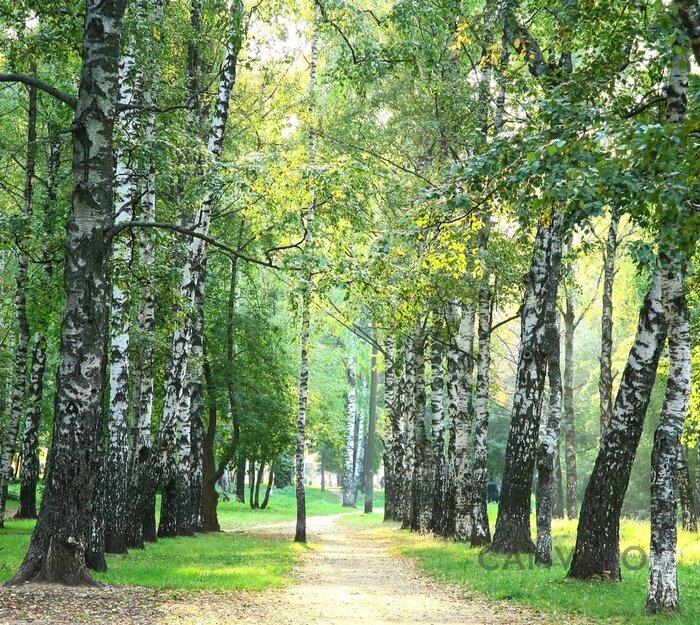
0, 484, 362, 590
341, 508, 700, 625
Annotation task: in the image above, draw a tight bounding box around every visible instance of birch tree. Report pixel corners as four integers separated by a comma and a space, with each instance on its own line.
294, 2, 320, 543
599, 210, 619, 438
535, 214, 564, 565
568, 271, 667, 579
428, 320, 446, 533
0, 73, 35, 528
645, 51, 691, 615
15, 334, 46, 520
6, 0, 128, 586
449, 303, 475, 541
105, 4, 143, 554
342, 358, 357, 507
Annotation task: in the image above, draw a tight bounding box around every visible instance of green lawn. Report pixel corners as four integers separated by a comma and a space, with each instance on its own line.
0, 484, 370, 590
341, 509, 700, 625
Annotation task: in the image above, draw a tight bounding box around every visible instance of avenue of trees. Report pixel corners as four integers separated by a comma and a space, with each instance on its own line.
0, 0, 698, 618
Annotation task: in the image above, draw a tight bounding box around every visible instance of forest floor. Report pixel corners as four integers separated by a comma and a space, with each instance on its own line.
1, 512, 583, 625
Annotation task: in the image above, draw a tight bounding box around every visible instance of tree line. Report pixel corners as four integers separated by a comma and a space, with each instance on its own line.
0, 0, 698, 618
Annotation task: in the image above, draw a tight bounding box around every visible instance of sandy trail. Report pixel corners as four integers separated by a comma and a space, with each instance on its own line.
0, 514, 577, 625
169, 514, 574, 625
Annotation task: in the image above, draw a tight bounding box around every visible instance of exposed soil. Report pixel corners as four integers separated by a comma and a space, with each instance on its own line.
0, 514, 584, 625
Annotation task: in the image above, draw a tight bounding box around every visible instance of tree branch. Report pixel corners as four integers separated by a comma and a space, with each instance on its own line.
106, 221, 299, 270
0, 74, 77, 109
490, 313, 520, 335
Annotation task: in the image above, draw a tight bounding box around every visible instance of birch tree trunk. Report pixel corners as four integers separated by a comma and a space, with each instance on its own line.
7, 0, 127, 586
401, 336, 417, 529
563, 279, 578, 519
429, 320, 446, 533
599, 209, 619, 439
105, 27, 142, 555
0, 90, 34, 527
364, 336, 378, 513
15, 334, 47, 520
645, 53, 691, 614
472, 233, 493, 546
491, 221, 556, 554
342, 359, 357, 507
126, 0, 163, 551
391, 346, 407, 522
451, 304, 476, 541
535, 213, 564, 565
353, 409, 366, 505
0, 254, 29, 528
294, 2, 320, 544
568, 270, 666, 580
412, 328, 428, 531
382, 338, 401, 521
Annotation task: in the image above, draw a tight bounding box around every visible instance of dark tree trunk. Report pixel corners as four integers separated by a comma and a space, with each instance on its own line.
254, 461, 265, 508
261, 464, 274, 509
201, 355, 232, 532
158, 478, 179, 538
16, 335, 47, 519
491, 220, 559, 554
568, 271, 667, 580
249, 460, 256, 509
143, 496, 157, 543
6, 0, 127, 586
236, 458, 246, 503
190, 372, 205, 533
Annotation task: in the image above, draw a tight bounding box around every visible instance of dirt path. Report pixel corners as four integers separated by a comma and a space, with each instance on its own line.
0, 515, 578, 625
169, 515, 575, 625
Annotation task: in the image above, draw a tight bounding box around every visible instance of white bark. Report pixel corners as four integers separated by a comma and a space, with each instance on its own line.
401, 336, 417, 529
294, 4, 320, 543
452, 304, 476, 542
105, 23, 142, 554
646, 53, 691, 614
342, 358, 357, 507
